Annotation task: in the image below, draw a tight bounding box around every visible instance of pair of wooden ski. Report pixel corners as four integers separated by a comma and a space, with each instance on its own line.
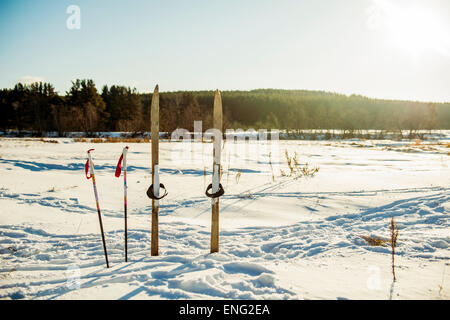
149, 86, 222, 255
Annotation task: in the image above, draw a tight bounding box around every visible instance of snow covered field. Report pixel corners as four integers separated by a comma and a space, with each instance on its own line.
0, 134, 449, 300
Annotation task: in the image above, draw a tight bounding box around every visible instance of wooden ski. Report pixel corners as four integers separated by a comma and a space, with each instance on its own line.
211, 89, 223, 253
151, 84, 160, 256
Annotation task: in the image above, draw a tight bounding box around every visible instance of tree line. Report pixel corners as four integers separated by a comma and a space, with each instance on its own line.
1, 79, 449, 135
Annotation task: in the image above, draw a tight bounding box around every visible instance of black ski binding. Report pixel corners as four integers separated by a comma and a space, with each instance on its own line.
147, 183, 168, 200
205, 183, 225, 198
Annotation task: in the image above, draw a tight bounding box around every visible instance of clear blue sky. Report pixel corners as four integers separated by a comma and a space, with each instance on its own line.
1, 0, 449, 102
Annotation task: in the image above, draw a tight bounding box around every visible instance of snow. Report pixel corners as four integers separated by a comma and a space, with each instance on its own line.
0, 134, 449, 300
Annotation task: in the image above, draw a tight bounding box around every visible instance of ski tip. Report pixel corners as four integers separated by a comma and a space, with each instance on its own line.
215, 89, 221, 96
154, 84, 159, 93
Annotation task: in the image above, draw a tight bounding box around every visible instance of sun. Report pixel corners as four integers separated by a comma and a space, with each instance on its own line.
368, 0, 449, 61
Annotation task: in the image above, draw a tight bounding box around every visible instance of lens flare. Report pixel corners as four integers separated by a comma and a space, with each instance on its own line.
368, 0, 450, 61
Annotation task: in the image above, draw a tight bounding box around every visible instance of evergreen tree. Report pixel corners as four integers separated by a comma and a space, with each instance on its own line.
66, 79, 108, 134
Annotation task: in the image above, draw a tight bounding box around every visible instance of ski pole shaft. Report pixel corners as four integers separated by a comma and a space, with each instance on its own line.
87, 151, 109, 268
122, 146, 128, 262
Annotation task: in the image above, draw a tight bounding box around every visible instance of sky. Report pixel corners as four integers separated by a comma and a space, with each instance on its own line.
0, 0, 449, 102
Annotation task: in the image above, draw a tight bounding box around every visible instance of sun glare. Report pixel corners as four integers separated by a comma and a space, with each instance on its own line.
369, 0, 450, 61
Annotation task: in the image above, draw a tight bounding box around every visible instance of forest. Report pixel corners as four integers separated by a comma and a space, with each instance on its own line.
0, 79, 449, 136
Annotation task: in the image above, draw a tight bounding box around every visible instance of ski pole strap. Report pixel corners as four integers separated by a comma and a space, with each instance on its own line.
85, 149, 95, 179
115, 153, 124, 177
205, 183, 225, 198
146, 183, 168, 200
115, 146, 129, 178
85, 160, 92, 179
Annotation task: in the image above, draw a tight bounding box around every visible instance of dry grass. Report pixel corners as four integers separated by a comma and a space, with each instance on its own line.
238, 193, 255, 199
203, 167, 207, 189
235, 170, 242, 184
300, 162, 320, 177
361, 218, 399, 282
74, 137, 149, 143
360, 235, 390, 246
350, 142, 365, 148
219, 164, 224, 180
226, 153, 231, 188
269, 152, 275, 182
283, 150, 298, 177
285, 150, 295, 175
390, 216, 399, 281
39, 138, 58, 143
438, 265, 446, 298
22, 138, 58, 143
281, 149, 320, 179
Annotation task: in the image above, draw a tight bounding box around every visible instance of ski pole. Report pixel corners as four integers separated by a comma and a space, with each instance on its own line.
115, 146, 129, 262
85, 149, 109, 268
